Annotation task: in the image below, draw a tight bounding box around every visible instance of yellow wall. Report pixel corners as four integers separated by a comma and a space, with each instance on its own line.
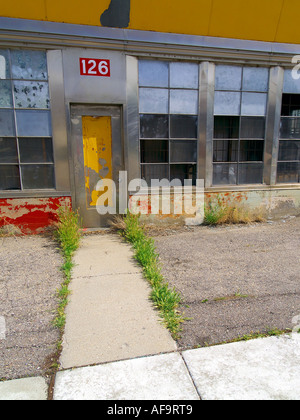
1, 0, 300, 44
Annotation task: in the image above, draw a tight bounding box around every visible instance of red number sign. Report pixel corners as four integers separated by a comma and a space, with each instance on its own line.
79, 58, 111, 77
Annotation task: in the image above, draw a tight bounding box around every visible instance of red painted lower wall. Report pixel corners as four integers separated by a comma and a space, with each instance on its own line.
0, 197, 72, 235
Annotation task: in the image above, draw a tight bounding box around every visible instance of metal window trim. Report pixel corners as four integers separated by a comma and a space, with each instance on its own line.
0, 190, 72, 199
205, 184, 300, 193
125, 55, 140, 182
0, 17, 299, 68
198, 62, 215, 187
47, 49, 71, 193
263, 66, 284, 185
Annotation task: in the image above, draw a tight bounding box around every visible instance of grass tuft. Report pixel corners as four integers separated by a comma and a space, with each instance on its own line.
204, 195, 266, 226
119, 212, 185, 339
53, 205, 81, 330
55, 206, 81, 260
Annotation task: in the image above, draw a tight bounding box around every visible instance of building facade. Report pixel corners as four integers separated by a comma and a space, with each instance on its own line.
0, 1, 300, 232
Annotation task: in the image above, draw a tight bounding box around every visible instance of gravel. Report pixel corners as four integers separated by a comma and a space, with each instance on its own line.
0, 235, 63, 382
153, 217, 300, 349
1, 218, 300, 379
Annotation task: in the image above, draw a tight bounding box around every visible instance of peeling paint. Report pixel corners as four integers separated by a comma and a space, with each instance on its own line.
0, 197, 71, 234
130, 189, 300, 224
82, 116, 113, 208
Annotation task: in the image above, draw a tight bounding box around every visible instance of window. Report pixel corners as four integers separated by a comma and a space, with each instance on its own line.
139, 60, 198, 185
0, 49, 55, 191
277, 93, 300, 183
213, 65, 269, 185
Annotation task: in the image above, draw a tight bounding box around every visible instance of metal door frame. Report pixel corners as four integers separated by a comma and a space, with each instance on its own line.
70, 104, 123, 228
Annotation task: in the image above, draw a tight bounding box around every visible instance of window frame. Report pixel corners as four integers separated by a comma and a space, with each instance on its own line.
277, 93, 300, 184
0, 48, 56, 192
212, 65, 269, 186
138, 59, 199, 186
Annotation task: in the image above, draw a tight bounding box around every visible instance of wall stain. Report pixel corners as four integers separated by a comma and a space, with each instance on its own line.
100, 0, 131, 28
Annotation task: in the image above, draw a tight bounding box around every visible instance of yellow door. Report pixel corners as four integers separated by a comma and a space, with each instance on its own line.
82, 116, 113, 209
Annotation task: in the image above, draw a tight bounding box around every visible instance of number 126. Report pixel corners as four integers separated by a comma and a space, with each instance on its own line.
80, 58, 111, 77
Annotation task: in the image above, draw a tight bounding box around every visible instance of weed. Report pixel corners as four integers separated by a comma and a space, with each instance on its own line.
54, 206, 81, 259
204, 195, 266, 226
53, 205, 81, 330
119, 212, 185, 339
204, 196, 227, 225
232, 328, 292, 343
108, 215, 127, 232
213, 292, 249, 302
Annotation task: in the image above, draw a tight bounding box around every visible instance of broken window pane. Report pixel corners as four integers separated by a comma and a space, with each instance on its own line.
140, 140, 169, 163
0, 165, 20, 190
21, 164, 55, 189
13, 81, 50, 109
11, 50, 48, 80
170, 115, 198, 138
213, 163, 238, 185
0, 138, 18, 163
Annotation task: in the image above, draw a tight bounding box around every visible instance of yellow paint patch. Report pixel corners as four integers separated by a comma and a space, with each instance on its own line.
129, 0, 212, 39
1, 0, 300, 44
82, 116, 112, 208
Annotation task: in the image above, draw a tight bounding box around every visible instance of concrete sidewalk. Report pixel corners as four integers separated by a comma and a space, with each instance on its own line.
59, 234, 177, 369
1, 233, 300, 400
